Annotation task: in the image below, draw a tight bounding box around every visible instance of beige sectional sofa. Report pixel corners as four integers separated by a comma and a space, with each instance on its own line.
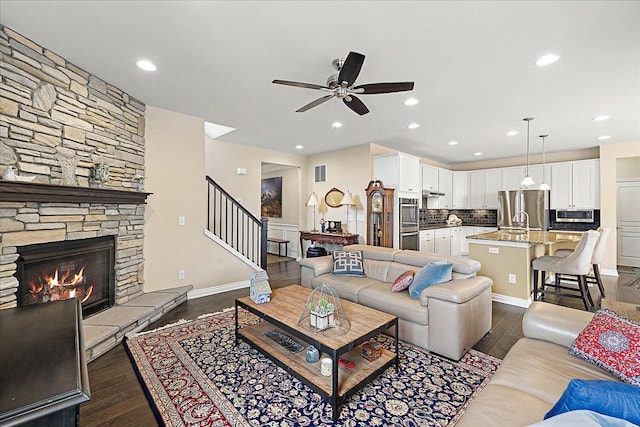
457, 301, 621, 426
299, 244, 493, 360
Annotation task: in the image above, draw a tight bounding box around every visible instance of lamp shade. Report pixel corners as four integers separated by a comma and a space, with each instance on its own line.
339, 191, 355, 206
306, 192, 319, 206
521, 175, 534, 186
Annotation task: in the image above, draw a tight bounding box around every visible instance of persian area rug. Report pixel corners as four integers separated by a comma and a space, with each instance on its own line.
124, 309, 500, 427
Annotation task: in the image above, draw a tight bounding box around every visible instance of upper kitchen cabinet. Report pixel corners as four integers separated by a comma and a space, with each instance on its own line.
469, 169, 501, 209
421, 164, 439, 192
501, 166, 526, 190
374, 153, 420, 198
529, 164, 552, 189
550, 159, 600, 209
438, 169, 453, 208
452, 171, 469, 209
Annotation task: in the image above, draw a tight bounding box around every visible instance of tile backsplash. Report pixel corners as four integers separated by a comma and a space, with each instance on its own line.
420, 209, 497, 227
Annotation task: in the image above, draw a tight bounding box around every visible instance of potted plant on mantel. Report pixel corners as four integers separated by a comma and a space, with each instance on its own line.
308, 299, 335, 331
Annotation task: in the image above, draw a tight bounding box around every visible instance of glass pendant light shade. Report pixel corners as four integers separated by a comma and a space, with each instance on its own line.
538, 134, 550, 190
520, 117, 535, 187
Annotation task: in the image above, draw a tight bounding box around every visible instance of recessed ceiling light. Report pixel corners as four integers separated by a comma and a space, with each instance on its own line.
295, 144, 304, 150
506, 130, 519, 136
136, 59, 157, 71
404, 98, 419, 106
331, 121, 342, 128
536, 54, 560, 66
597, 135, 611, 140
593, 115, 611, 121
474, 152, 483, 156
448, 140, 459, 146
408, 123, 420, 129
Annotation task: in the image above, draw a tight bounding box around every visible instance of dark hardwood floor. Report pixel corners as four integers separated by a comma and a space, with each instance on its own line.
79, 260, 639, 426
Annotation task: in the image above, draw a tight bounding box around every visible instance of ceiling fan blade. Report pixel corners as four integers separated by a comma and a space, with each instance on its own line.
343, 95, 369, 115
272, 79, 328, 91
337, 51, 365, 87
296, 95, 334, 112
354, 82, 415, 94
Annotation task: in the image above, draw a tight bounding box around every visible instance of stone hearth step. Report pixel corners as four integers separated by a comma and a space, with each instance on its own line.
83, 285, 192, 361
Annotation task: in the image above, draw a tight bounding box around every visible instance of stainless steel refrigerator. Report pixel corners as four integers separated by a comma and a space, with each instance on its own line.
497, 190, 550, 230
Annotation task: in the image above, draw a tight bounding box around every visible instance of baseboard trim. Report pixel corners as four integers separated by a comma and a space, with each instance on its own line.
187, 280, 250, 300
492, 293, 532, 308
601, 268, 619, 277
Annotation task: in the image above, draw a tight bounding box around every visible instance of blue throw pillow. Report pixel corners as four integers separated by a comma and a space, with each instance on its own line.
544, 379, 640, 425
408, 261, 453, 299
331, 250, 366, 276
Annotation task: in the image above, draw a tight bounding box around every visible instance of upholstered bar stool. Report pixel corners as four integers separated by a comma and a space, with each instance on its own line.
553, 227, 611, 298
531, 230, 600, 310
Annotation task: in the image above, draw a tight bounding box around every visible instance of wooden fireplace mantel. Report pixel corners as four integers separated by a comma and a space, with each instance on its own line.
0, 181, 151, 204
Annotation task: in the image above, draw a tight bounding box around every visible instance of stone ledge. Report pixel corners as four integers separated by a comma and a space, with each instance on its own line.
83, 285, 192, 361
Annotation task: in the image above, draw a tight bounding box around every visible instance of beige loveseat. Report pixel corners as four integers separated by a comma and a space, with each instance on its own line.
299, 244, 493, 360
457, 302, 621, 426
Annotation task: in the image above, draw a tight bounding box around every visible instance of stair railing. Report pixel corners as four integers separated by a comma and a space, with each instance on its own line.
206, 176, 267, 269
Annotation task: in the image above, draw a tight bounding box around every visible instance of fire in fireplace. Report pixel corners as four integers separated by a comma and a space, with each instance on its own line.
17, 236, 115, 317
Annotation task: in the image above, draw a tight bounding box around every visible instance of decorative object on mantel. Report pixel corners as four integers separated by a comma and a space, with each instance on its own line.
91, 163, 109, 187
249, 270, 271, 304
1, 165, 35, 182
298, 282, 350, 337
539, 134, 551, 190
56, 151, 78, 186
306, 192, 320, 232
133, 175, 145, 192
520, 117, 535, 187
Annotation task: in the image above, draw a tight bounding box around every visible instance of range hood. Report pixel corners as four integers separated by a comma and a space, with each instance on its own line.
423, 190, 445, 197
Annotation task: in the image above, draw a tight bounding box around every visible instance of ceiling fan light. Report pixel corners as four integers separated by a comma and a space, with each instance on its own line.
521, 175, 534, 186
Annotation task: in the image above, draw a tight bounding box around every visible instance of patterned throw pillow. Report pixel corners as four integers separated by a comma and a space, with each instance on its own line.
331, 250, 366, 276
392, 270, 415, 292
569, 309, 640, 386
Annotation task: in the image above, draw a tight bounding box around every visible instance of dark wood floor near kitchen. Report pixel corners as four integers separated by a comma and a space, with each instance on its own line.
79, 260, 639, 426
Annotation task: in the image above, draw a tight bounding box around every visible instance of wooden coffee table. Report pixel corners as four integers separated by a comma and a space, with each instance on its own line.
235, 285, 398, 421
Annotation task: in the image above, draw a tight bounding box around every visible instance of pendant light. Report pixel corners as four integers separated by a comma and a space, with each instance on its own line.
520, 117, 535, 187
538, 134, 550, 190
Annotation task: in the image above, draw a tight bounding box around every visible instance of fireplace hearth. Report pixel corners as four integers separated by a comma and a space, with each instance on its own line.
17, 236, 116, 318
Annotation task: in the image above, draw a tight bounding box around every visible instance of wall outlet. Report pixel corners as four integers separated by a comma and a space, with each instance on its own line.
178, 270, 185, 280
178, 216, 185, 226
508, 273, 516, 284
489, 247, 499, 254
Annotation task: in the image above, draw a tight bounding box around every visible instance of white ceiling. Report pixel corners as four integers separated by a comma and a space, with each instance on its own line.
2, 1, 639, 164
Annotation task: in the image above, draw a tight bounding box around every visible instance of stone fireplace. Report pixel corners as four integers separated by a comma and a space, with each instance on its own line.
17, 235, 115, 317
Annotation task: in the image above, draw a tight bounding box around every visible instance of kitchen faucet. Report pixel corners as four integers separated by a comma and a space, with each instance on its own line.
513, 210, 530, 232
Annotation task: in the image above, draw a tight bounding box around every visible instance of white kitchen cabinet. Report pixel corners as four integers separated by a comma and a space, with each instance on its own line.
452, 171, 469, 209
422, 165, 439, 192
550, 159, 600, 209
374, 153, 421, 198
501, 166, 526, 190
469, 169, 501, 209
438, 169, 453, 208
529, 164, 552, 189
435, 228, 451, 256
420, 230, 435, 253
449, 226, 463, 256
460, 226, 476, 255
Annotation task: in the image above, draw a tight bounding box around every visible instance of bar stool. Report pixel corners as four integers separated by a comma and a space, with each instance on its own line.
553, 227, 610, 298
531, 230, 600, 310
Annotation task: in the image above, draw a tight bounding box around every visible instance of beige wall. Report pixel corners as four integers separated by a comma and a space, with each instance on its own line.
599, 141, 640, 272
307, 144, 372, 239
262, 166, 300, 225
145, 106, 253, 292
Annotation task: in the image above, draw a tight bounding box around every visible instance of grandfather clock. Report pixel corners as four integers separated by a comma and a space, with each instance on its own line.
365, 180, 394, 247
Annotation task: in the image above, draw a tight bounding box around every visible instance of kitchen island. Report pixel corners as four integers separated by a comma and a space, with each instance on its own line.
467, 230, 582, 306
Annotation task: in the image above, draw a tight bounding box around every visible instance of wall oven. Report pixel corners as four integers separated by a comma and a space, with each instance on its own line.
399, 198, 419, 250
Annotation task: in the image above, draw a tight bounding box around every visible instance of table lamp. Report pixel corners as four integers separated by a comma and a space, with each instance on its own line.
307, 192, 320, 232
339, 191, 355, 235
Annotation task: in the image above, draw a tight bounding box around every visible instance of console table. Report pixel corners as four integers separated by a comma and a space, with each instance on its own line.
299, 231, 359, 257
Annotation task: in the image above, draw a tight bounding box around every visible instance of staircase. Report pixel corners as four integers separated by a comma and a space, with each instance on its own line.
206, 176, 268, 270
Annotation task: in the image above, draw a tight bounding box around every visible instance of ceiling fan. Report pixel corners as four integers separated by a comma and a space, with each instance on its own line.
273, 51, 414, 116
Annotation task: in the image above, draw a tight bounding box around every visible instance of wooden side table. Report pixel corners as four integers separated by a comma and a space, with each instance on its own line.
0, 299, 90, 426
299, 231, 359, 257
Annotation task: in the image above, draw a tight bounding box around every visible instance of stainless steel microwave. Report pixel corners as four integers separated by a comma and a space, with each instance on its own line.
555, 209, 594, 223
